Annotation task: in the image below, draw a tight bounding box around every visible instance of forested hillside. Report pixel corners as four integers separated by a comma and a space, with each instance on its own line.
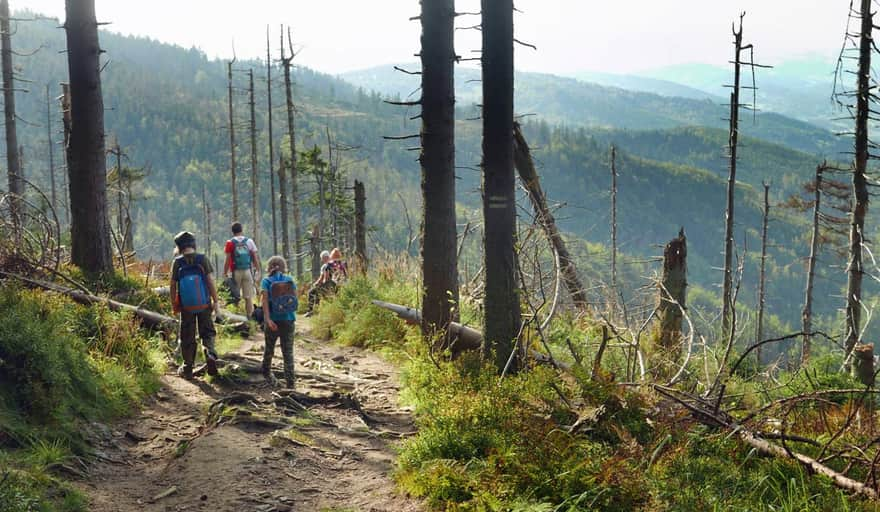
6, 13, 860, 336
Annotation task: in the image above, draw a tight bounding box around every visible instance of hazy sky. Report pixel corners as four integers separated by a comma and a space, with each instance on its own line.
20, 0, 848, 75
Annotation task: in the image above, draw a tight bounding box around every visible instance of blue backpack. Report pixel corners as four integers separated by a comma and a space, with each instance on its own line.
232, 237, 252, 270
268, 274, 298, 315
176, 254, 211, 313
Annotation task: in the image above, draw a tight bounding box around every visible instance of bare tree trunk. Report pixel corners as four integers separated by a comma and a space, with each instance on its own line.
310, 224, 320, 281
64, 0, 113, 274
227, 59, 238, 221
1, 0, 21, 215
110, 139, 124, 259
610, 145, 618, 295
248, 68, 259, 248
481, 0, 521, 372
354, 179, 367, 273
281, 26, 302, 277
722, 16, 745, 342
658, 229, 687, 358
420, 0, 460, 347
803, 165, 823, 366
46, 84, 57, 217
756, 181, 769, 366
845, 0, 872, 363
266, 26, 278, 256
278, 153, 291, 266
60, 82, 71, 227
203, 183, 212, 261
513, 122, 587, 309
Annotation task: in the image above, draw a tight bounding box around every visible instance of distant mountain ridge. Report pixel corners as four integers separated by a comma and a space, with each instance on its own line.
342, 64, 849, 157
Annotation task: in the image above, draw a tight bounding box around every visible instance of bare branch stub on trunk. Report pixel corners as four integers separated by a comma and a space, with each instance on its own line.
419, 0, 460, 350
513, 122, 588, 310
481, 0, 521, 372
658, 229, 687, 359
64, 0, 113, 274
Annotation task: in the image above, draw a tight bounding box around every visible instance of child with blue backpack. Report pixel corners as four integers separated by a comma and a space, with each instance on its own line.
170, 231, 220, 380
260, 255, 298, 388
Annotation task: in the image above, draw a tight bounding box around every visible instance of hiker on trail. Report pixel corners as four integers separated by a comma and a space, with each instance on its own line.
260, 255, 297, 388
305, 250, 336, 317
170, 231, 220, 380
328, 247, 348, 283
224, 222, 260, 318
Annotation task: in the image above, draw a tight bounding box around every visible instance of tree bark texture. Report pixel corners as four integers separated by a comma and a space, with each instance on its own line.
658, 229, 687, 357
1, 0, 21, 214
420, 0, 460, 348
354, 179, 367, 273
481, 0, 521, 372
64, 0, 113, 273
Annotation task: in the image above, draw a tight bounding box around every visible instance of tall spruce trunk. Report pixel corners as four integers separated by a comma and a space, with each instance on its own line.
278, 153, 291, 266
64, 0, 112, 273
722, 20, 744, 343
420, 0, 460, 348
803, 165, 822, 366
1, 0, 21, 214
227, 60, 238, 221
513, 122, 587, 309
281, 28, 302, 277
845, 0, 872, 362
658, 229, 687, 359
481, 0, 521, 372
267, 26, 278, 256
756, 182, 769, 365
248, 69, 259, 248
46, 84, 57, 217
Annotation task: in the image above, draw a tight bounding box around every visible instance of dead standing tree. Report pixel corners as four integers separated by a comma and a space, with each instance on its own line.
64, 0, 113, 273
45, 84, 57, 219
227, 57, 238, 221
248, 68, 259, 249
1, 0, 21, 218
419, 0, 460, 349
482, 0, 521, 372
658, 229, 687, 360
513, 122, 588, 309
610, 144, 618, 299
354, 180, 366, 272
755, 181, 769, 365
266, 26, 278, 255
843, 0, 872, 363
278, 152, 291, 265
280, 26, 302, 277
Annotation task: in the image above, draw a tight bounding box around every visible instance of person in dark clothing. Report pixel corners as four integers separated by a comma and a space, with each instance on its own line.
305, 250, 336, 317
170, 231, 220, 380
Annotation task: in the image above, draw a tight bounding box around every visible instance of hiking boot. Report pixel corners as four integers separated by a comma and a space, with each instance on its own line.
263, 370, 278, 387
204, 349, 219, 377
177, 364, 193, 380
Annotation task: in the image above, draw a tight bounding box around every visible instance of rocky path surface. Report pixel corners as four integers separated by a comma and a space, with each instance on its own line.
78, 320, 421, 512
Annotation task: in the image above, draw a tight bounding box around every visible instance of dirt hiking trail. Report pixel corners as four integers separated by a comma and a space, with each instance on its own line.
78, 320, 422, 512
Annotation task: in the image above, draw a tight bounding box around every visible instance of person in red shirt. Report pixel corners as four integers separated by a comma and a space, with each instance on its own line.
223, 222, 261, 317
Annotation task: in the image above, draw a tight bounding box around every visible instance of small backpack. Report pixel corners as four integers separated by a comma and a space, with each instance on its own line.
176, 254, 210, 313
232, 237, 252, 270
268, 274, 298, 315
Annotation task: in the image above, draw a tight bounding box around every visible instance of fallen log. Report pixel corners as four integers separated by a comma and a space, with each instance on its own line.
654, 384, 879, 501
2, 271, 249, 333
373, 300, 568, 369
